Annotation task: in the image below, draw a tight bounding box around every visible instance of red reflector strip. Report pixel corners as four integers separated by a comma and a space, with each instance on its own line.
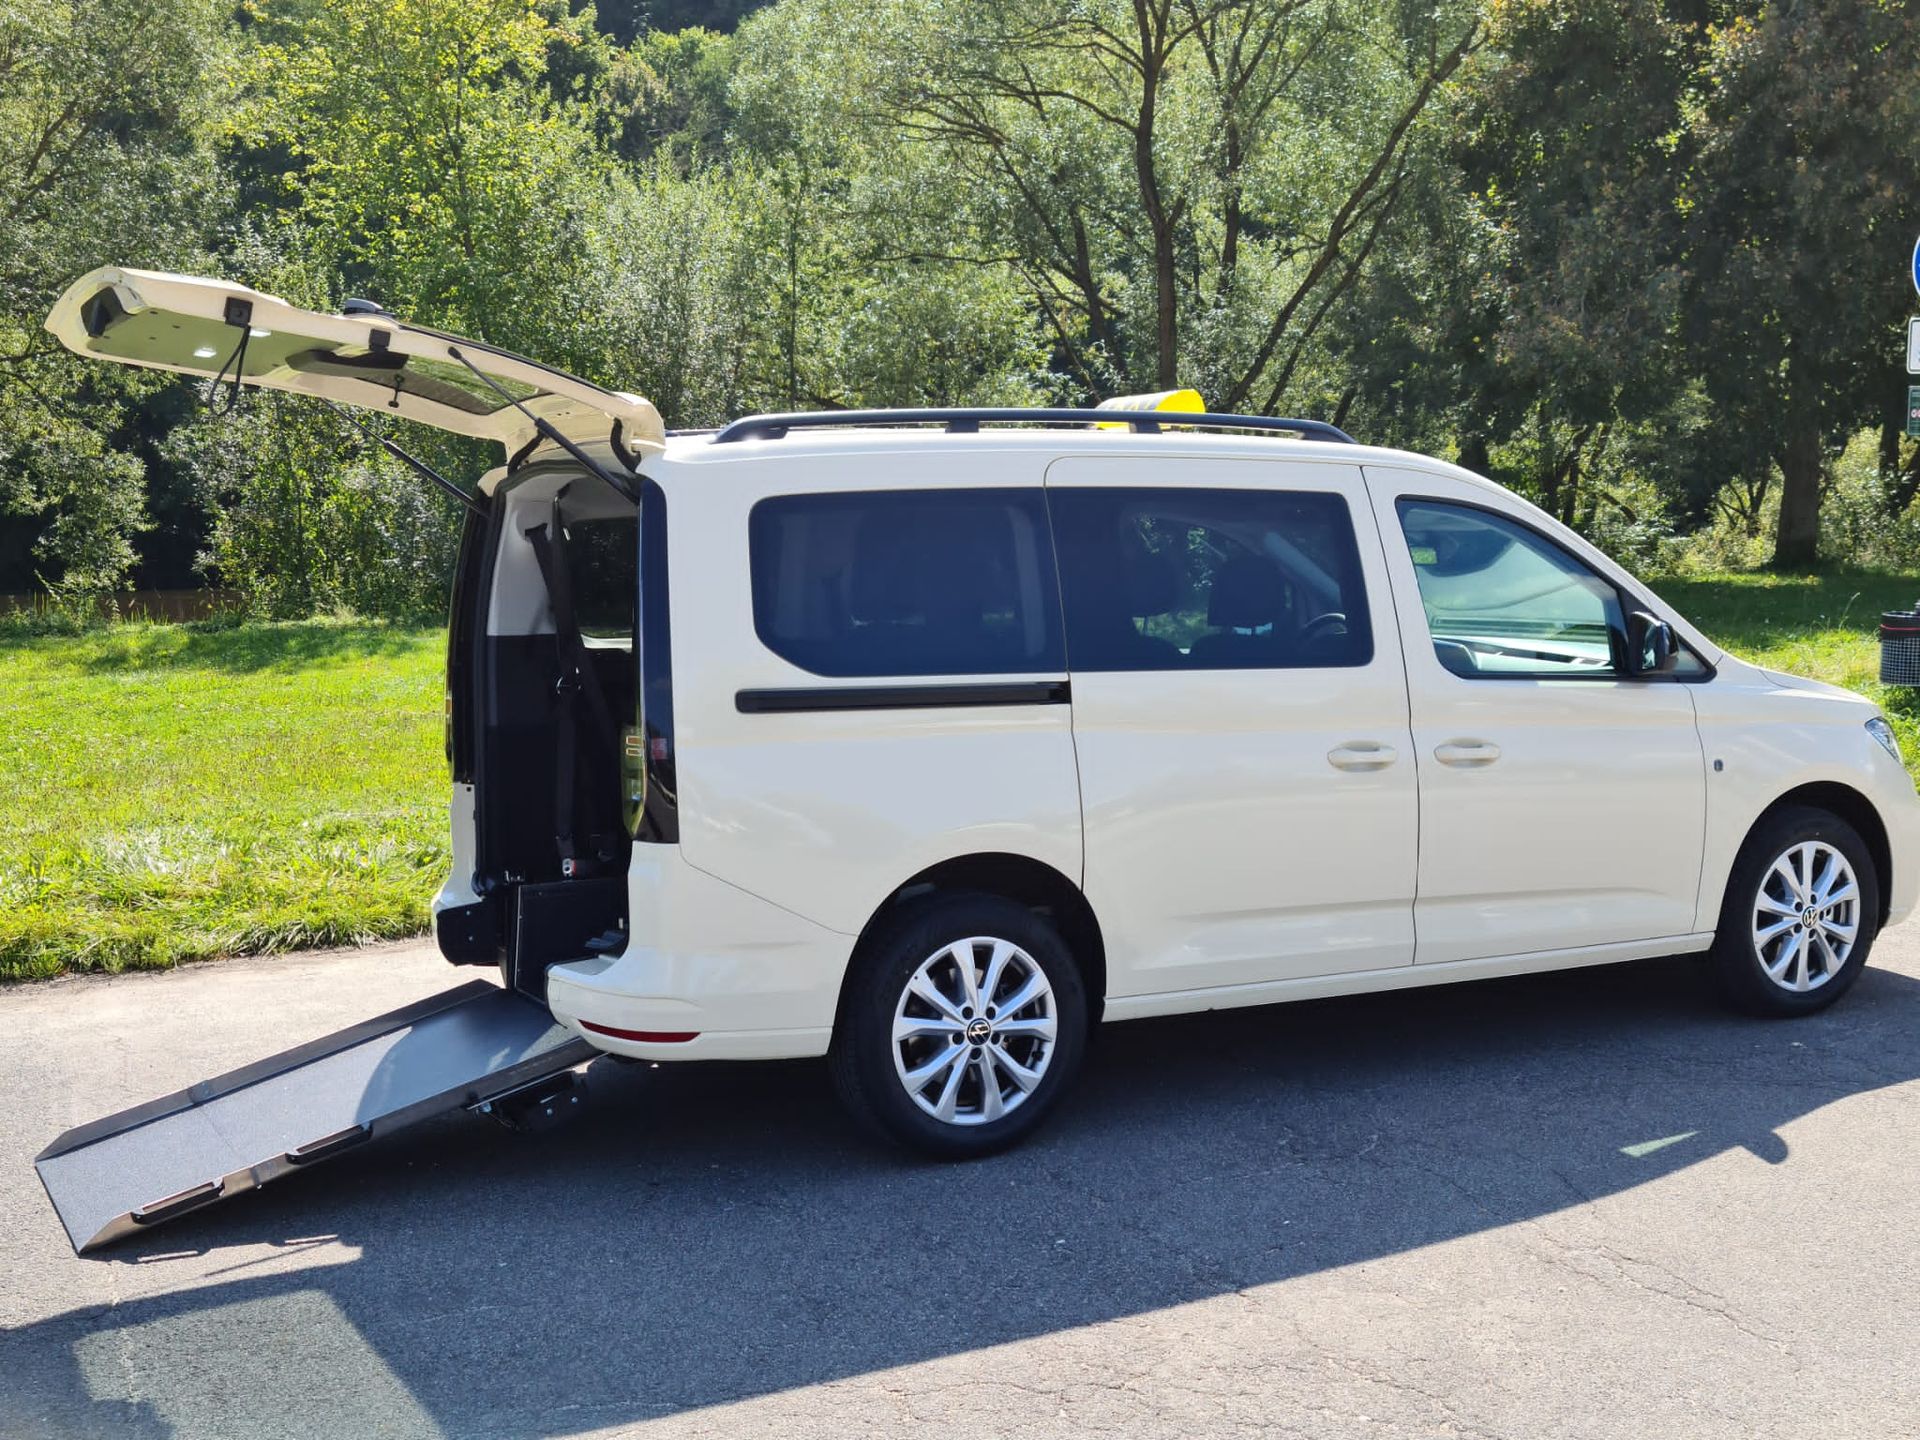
579, 1020, 700, 1044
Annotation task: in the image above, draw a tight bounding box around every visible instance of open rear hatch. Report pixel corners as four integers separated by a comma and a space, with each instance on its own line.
45, 266, 665, 462
33, 269, 662, 1253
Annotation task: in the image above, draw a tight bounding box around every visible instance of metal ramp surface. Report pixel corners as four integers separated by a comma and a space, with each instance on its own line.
36, 980, 594, 1253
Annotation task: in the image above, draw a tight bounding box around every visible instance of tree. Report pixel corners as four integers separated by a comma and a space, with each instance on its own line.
0, 0, 229, 598
738, 0, 1482, 407
1683, 0, 1920, 567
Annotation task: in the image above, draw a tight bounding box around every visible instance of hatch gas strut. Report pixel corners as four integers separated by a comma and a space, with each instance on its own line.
322, 401, 489, 521
442, 344, 640, 504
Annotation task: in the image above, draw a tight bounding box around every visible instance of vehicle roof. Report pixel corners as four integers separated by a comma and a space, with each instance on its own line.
653, 424, 1501, 492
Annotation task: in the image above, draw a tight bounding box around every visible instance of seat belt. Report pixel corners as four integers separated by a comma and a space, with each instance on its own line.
525, 515, 621, 878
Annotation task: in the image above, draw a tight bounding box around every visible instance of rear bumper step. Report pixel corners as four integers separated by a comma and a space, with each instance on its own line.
35, 980, 593, 1254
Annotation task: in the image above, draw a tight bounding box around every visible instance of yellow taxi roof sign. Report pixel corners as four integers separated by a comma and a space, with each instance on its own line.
1094, 388, 1205, 429
1096, 388, 1205, 413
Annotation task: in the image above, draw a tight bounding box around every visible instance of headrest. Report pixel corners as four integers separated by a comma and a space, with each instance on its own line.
1207, 552, 1287, 630
1121, 545, 1180, 619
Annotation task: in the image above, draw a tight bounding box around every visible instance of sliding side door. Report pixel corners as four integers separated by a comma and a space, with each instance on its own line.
1049, 455, 1418, 1000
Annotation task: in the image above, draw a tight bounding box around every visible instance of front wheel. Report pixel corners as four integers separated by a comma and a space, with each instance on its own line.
1710, 805, 1879, 1016
830, 893, 1088, 1157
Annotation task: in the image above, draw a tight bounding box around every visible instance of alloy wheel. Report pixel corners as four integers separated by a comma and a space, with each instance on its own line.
891, 936, 1058, 1125
1752, 840, 1859, 993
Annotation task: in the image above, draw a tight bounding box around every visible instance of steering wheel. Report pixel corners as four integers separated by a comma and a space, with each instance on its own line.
1300, 611, 1348, 643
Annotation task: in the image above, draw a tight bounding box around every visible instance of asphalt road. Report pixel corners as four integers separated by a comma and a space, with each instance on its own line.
3, 927, 1918, 1440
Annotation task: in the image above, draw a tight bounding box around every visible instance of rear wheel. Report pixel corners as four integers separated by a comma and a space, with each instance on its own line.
1711, 805, 1878, 1016
830, 893, 1087, 1157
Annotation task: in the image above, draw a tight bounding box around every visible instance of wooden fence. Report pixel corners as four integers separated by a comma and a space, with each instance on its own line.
0, 589, 240, 622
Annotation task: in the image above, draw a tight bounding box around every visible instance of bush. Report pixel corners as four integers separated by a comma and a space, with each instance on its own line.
164, 396, 469, 622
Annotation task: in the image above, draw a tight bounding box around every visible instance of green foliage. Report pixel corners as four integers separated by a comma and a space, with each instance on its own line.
165, 396, 468, 620
1681, 0, 1920, 566
599, 26, 738, 169
732, 0, 1483, 404
231, 0, 604, 349
0, 0, 231, 599
0, 620, 448, 979
2, 0, 1918, 616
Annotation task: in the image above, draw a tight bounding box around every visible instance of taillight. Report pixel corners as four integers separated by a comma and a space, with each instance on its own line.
579, 1020, 698, 1043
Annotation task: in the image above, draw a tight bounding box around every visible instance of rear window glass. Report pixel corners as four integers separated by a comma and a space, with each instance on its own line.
749, 489, 1064, 677
1049, 487, 1372, 671
563, 515, 636, 640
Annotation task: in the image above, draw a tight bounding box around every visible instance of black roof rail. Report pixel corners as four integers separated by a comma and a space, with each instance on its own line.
709, 407, 1357, 446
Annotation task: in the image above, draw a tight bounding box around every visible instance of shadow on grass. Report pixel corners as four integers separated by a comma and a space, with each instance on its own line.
6, 954, 1919, 1437
63, 620, 442, 676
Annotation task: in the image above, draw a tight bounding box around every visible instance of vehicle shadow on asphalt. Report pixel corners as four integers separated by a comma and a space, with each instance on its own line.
7, 955, 1919, 1438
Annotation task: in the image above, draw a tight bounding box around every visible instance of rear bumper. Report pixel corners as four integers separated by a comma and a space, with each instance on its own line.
545, 953, 834, 1060
544, 847, 851, 1062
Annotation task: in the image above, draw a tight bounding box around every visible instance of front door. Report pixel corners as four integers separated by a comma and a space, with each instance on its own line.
1048, 455, 1418, 997
1364, 467, 1707, 965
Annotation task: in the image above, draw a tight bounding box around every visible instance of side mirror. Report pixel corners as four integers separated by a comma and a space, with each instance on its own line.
1626, 610, 1676, 676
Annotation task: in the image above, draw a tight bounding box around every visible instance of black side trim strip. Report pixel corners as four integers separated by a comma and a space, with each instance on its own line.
737, 681, 1070, 714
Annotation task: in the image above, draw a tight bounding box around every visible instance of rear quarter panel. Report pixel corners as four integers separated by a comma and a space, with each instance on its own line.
656, 446, 1083, 937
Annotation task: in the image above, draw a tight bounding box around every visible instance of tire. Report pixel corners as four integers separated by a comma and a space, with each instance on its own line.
830, 892, 1088, 1157
1710, 804, 1879, 1016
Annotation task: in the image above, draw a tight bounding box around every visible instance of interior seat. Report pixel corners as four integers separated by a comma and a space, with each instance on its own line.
1187, 551, 1294, 667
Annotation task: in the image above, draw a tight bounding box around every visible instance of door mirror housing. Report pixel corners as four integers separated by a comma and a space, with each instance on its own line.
1625, 610, 1676, 676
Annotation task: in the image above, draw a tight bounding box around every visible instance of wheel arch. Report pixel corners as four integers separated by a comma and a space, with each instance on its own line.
841, 853, 1107, 1026
1750, 782, 1892, 926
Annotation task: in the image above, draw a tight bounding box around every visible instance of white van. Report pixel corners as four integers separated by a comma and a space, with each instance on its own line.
42, 268, 1920, 1181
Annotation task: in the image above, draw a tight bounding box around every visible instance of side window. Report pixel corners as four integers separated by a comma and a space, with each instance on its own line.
749, 489, 1063, 677
1048, 487, 1373, 672
1396, 500, 1625, 678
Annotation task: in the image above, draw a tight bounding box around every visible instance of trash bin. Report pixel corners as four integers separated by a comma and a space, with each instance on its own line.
1880, 605, 1920, 685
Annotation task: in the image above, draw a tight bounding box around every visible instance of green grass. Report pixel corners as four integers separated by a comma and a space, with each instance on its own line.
0, 620, 448, 980
1653, 570, 1920, 782
4, 570, 1917, 981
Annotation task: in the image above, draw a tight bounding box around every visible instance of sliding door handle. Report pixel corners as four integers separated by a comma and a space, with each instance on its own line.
1435, 739, 1501, 767
1328, 742, 1398, 771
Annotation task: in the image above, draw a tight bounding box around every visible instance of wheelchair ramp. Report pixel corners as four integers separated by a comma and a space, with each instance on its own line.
35, 980, 595, 1254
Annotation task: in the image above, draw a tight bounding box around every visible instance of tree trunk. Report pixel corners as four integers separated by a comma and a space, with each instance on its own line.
1892, 440, 1920, 518
1152, 222, 1177, 388
1879, 410, 1902, 494
1772, 412, 1822, 569
1130, 16, 1177, 390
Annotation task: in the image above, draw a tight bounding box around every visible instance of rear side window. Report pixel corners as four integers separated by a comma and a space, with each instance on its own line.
1049, 487, 1372, 671
749, 489, 1064, 677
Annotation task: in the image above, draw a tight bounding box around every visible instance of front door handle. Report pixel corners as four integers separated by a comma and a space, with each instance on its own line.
1435, 739, 1502, 767
1328, 741, 1398, 771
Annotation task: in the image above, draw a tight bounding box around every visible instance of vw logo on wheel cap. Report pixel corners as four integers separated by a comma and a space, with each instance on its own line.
965, 1017, 992, 1044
